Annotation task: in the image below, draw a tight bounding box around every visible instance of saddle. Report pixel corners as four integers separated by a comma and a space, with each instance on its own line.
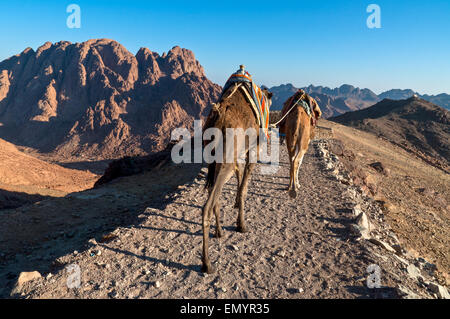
220, 66, 270, 139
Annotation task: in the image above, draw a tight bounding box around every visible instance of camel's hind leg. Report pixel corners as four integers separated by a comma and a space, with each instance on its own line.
233, 163, 245, 208
202, 163, 234, 274
290, 124, 311, 196
213, 202, 223, 238
287, 144, 299, 198
236, 161, 255, 233
292, 148, 307, 191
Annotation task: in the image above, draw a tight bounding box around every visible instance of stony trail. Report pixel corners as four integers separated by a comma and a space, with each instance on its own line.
4, 139, 443, 299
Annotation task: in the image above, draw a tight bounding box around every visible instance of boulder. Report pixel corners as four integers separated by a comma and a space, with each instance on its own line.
428, 283, 450, 299
17, 271, 42, 286
369, 162, 390, 176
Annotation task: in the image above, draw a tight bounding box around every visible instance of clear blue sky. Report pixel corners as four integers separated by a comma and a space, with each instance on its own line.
0, 0, 449, 94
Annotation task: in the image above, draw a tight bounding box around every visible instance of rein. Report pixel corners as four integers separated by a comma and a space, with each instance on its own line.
270, 93, 306, 128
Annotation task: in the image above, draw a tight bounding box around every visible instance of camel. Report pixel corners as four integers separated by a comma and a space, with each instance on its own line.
201, 71, 272, 274
278, 89, 322, 198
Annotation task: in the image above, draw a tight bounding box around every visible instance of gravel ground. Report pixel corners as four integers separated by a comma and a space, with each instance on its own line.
3, 138, 446, 299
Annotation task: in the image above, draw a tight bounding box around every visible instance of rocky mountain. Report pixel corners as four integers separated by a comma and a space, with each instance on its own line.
0, 39, 221, 160
379, 90, 450, 110
268, 83, 379, 117
330, 96, 450, 172
378, 89, 418, 100
303, 84, 380, 110
267, 84, 298, 110
307, 93, 355, 118
269, 83, 450, 117
422, 94, 450, 110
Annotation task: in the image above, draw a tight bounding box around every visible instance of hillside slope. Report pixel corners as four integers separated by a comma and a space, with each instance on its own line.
0, 137, 97, 195
330, 97, 450, 172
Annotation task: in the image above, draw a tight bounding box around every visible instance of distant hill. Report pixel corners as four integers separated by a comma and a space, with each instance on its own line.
267, 84, 298, 111
379, 90, 450, 110
378, 89, 418, 100
303, 84, 380, 110
0, 39, 221, 160
307, 93, 354, 118
268, 84, 450, 117
268, 83, 379, 116
330, 97, 450, 172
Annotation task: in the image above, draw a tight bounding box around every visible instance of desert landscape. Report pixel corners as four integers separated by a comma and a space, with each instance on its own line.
0, 37, 448, 300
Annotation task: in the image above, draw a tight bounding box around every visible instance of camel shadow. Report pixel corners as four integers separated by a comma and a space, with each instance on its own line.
101, 245, 200, 272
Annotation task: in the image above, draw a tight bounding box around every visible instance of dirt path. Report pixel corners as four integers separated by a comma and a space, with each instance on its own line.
3, 138, 445, 299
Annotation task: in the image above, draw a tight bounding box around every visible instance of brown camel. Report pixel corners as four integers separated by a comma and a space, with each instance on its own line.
278, 89, 322, 198
201, 83, 273, 274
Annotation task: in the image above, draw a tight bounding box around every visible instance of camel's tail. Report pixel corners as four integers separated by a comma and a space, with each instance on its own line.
205, 163, 216, 189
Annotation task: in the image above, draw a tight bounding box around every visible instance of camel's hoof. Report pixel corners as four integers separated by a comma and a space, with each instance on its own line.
214, 230, 224, 238
236, 225, 248, 233
201, 263, 215, 274
289, 189, 297, 198
234, 202, 239, 209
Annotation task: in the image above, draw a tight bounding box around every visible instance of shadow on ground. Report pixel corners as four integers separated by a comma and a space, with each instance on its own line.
0, 145, 203, 298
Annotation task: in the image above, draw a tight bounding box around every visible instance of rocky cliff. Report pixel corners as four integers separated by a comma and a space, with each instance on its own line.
0, 39, 221, 159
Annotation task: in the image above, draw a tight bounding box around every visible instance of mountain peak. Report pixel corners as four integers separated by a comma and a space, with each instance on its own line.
0, 39, 221, 159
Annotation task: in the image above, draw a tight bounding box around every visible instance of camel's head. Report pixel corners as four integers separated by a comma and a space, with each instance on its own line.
263, 89, 273, 109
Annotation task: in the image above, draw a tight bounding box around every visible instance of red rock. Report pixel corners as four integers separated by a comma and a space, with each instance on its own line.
0, 39, 221, 160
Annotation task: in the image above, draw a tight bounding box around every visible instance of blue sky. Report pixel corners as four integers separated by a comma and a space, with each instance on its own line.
0, 0, 449, 94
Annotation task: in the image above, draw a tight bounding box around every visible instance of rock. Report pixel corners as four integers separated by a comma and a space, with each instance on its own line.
422, 262, 438, 275
369, 162, 390, 176
230, 245, 239, 251
393, 255, 409, 266
45, 273, 53, 280
396, 285, 420, 299
155, 281, 161, 288
406, 264, 423, 280
287, 288, 301, 294
17, 271, 42, 286
428, 283, 450, 299
350, 224, 370, 239
355, 211, 370, 231
369, 238, 396, 253
392, 244, 403, 255
352, 204, 363, 217
275, 248, 286, 257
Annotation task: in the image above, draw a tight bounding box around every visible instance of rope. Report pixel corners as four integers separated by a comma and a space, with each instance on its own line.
270, 93, 305, 128
224, 83, 241, 100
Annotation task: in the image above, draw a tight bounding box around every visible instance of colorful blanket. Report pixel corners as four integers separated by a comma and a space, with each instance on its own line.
221, 67, 270, 139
